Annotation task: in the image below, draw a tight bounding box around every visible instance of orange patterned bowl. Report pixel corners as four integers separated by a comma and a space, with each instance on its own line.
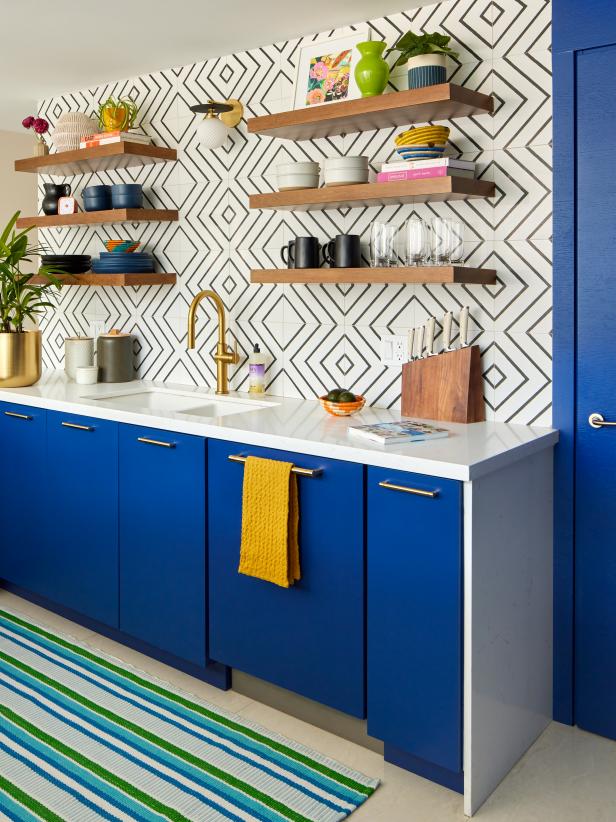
319, 394, 366, 417
105, 240, 141, 253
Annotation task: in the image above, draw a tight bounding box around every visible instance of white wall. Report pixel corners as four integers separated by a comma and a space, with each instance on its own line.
0, 130, 37, 232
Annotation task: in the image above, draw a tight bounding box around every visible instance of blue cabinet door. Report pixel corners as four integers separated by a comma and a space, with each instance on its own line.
208, 439, 365, 717
367, 466, 462, 774
574, 44, 616, 740
119, 425, 206, 667
45, 411, 119, 626
0, 402, 46, 590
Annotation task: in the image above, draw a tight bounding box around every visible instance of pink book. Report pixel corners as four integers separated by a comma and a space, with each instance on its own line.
377, 167, 473, 182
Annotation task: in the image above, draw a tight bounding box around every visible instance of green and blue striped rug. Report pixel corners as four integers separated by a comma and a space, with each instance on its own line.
0, 608, 378, 821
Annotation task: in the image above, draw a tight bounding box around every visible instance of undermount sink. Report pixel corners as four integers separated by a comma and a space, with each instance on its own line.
83, 387, 276, 418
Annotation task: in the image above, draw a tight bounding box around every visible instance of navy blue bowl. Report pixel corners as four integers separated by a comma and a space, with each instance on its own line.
111, 184, 142, 195
83, 199, 111, 212
83, 185, 111, 197
111, 195, 143, 209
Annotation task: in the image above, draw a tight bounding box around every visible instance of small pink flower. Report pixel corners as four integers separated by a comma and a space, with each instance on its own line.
306, 88, 326, 106
33, 117, 49, 135
310, 61, 329, 81
22, 116, 35, 129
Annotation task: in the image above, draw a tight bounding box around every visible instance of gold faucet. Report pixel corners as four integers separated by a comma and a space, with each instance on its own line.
187, 290, 240, 394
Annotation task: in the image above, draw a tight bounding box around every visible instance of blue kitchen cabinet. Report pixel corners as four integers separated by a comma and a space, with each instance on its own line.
208, 438, 365, 717
45, 411, 119, 626
119, 424, 207, 667
367, 466, 463, 784
0, 402, 46, 591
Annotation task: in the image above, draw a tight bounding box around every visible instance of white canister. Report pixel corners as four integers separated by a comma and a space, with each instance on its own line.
65, 336, 94, 380
75, 365, 98, 385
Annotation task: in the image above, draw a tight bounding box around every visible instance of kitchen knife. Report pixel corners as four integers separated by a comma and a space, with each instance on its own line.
442, 311, 453, 351
425, 316, 436, 356
407, 328, 415, 362
415, 325, 424, 359
459, 306, 470, 348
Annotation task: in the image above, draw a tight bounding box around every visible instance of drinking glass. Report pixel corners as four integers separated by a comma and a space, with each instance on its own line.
431, 217, 452, 265
404, 218, 431, 265
371, 221, 398, 267
447, 219, 465, 264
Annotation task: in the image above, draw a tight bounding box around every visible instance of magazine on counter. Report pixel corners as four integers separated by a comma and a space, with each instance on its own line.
348, 419, 449, 446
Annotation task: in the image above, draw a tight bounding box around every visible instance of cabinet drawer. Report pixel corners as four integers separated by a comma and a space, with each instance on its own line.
119, 424, 206, 667
45, 411, 119, 626
367, 466, 462, 774
0, 402, 46, 590
208, 439, 365, 717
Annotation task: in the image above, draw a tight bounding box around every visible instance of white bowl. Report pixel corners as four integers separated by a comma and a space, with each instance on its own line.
323, 167, 369, 186
323, 155, 369, 169
276, 161, 320, 175
277, 174, 320, 191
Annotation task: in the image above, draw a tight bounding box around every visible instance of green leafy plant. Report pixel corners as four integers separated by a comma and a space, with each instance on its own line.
385, 31, 459, 68
0, 212, 63, 333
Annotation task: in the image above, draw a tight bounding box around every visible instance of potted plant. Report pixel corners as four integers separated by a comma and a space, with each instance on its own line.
385, 31, 459, 89
22, 115, 49, 156
0, 212, 62, 387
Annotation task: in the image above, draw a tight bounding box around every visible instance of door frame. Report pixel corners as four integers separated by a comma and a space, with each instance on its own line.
552, 0, 616, 725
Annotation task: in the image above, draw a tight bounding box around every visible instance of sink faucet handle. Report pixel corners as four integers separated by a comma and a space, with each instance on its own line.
232, 337, 240, 364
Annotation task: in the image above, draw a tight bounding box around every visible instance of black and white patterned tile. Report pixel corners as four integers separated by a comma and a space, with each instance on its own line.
37, 0, 553, 425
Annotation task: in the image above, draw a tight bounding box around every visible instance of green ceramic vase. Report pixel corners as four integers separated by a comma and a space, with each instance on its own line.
354, 41, 390, 97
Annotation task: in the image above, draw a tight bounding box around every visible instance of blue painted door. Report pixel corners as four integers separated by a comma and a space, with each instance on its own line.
367, 466, 462, 773
0, 402, 46, 590
575, 43, 616, 739
208, 439, 365, 717
119, 425, 206, 667
45, 411, 118, 626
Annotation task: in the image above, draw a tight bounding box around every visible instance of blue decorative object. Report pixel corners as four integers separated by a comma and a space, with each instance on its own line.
408, 64, 447, 89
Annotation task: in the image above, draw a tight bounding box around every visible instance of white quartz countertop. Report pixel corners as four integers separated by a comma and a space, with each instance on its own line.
0, 372, 558, 481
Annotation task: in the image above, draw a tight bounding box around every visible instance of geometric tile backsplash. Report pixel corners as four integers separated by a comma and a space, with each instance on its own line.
38, 0, 552, 425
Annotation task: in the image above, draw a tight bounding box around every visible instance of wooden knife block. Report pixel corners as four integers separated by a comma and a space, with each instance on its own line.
401, 346, 485, 423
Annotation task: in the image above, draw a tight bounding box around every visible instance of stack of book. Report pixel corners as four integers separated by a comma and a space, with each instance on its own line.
377, 157, 475, 183
79, 131, 152, 149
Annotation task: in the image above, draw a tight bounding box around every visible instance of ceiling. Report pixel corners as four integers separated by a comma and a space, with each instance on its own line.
1, 0, 424, 131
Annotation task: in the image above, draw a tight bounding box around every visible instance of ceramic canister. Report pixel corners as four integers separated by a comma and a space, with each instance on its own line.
97, 329, 134, 383
64, 336, 94, 380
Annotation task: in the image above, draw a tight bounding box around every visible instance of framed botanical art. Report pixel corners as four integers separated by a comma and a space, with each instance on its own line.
292, 27, 370, 109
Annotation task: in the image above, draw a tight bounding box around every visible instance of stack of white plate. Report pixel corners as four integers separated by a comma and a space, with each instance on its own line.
52, 112, 98, 152
276, 161, 320, 191
323, 156, 369, 187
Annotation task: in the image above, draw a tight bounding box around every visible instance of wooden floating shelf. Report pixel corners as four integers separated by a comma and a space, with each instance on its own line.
250, 177, 495, 212
14, 141, 177, 176
30, 272, 177, 286
16, 208, 178, 229
247, 84, 493, 141
251, 266, 496, 285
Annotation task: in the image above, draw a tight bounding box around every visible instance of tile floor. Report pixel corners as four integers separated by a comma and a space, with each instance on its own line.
2, 588, 615, 822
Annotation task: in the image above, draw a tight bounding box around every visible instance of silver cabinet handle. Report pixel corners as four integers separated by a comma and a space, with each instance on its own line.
4, 411, 32, 420
137, 437, 176, 448
379, 480, 438, 498
61, 422, 94, 431
228, 453, 322, 478
589, 413, 616, 429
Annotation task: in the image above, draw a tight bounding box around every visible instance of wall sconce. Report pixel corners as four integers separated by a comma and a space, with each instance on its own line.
189, 99, 244, 150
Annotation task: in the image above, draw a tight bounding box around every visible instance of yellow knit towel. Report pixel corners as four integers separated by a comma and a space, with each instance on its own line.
238, 456, 300, 588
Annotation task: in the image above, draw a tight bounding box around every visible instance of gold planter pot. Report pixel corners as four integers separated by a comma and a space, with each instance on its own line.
0, 330, 42, 387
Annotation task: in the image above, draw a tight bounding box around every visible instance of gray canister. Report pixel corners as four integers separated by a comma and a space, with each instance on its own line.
97, 329, 134, 382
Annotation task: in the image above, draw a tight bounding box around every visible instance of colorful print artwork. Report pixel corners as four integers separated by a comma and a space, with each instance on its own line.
306, 49, 352, 105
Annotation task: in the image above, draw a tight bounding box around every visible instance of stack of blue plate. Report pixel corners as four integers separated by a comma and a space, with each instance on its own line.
91, 252, 154, 273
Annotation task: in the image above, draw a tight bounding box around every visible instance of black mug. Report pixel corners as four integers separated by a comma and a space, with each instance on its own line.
281, 236, 320, 269
323, 234, 361, 268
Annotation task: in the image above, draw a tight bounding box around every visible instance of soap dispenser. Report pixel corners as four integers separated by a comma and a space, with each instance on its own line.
248, 343, 266, 394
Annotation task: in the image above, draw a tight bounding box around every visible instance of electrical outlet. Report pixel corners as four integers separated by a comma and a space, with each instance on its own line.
90, 320, 105, 338
380, 334, 408, 366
